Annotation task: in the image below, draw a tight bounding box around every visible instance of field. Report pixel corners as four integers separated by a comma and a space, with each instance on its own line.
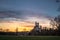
0, 35, 60, 40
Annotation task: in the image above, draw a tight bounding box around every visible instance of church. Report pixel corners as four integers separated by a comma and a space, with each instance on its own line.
29, 22, 42, 35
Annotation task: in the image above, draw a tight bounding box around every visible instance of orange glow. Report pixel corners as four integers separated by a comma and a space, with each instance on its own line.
0, 21, 34, 32
0, 17, 52, 32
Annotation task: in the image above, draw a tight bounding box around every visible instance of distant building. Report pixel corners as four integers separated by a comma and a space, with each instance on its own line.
34, 22, 41, 32
29, 22, 42, 35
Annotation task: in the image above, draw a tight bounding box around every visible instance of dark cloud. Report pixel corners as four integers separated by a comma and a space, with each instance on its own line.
0, 8, 53, 21
0, 10, 22, 18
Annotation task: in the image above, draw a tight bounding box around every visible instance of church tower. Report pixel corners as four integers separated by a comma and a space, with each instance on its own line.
29, 21, 42, 35
34, 22, 41, 32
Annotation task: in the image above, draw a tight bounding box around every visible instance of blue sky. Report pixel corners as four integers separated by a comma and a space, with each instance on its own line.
0, 0, 60, 19
0, 0, 60, 30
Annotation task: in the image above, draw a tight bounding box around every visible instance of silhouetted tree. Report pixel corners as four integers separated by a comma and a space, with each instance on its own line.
56, 0, 60, 2
16, 27, 18, 35
54, 15, 60, 35
50, 18, 57, 29
56, 0, 60, 12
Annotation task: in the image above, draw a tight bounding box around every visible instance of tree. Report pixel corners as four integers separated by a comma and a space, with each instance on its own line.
56, 0, 60, 12
56, 0, 60, 2
50, 18, 57, 29
54, 15, 60, 27
16, 27, 18, 35
54, 15, 60, 35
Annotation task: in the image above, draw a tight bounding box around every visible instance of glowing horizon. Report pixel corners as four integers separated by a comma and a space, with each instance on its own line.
0, 16, 53, 32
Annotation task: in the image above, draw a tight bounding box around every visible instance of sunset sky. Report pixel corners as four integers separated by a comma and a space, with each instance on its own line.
0, 0, 60, 32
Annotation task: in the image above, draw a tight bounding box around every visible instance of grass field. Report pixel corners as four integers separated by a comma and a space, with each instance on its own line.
0, 35, 60, 40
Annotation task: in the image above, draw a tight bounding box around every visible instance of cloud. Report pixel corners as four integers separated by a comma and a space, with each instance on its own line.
0, 8, 53, 22
0, 9, 54, 30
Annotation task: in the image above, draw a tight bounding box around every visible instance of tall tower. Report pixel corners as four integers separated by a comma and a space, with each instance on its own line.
29, 22, 42, 35
34, 22, 41, 32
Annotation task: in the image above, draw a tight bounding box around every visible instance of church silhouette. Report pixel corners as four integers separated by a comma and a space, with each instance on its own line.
29, 22, 42, 35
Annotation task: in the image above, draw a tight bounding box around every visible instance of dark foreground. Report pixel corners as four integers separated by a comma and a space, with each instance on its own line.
0, 35, 60, 40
